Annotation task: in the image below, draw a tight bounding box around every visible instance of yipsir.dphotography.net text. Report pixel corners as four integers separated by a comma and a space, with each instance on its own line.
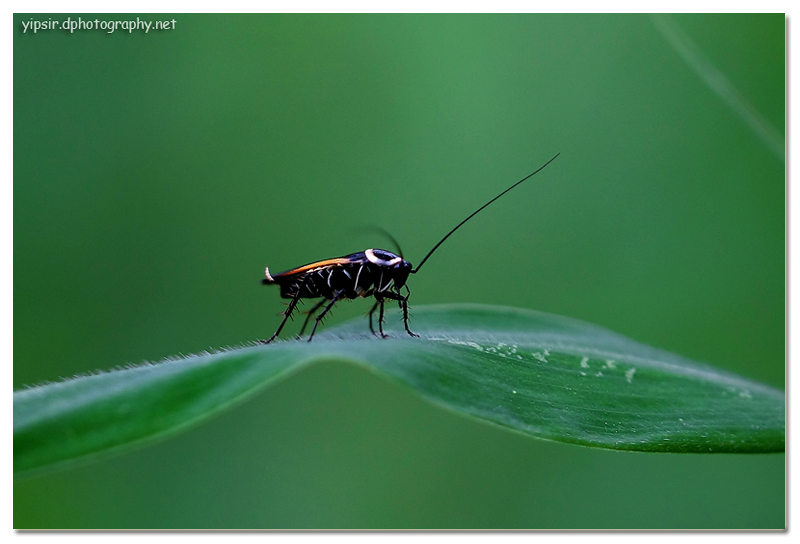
21, 16, 176, 35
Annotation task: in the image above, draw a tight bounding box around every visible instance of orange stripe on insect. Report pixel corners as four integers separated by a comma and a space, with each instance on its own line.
272, 257, 353, 278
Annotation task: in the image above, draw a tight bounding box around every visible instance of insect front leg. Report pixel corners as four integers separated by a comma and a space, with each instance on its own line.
399, 294, 419, 338
382, 287, 419, 338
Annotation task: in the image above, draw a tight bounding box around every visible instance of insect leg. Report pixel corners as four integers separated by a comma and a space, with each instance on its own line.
298, 298, 327, 337
377, 298, 388, 339
399, 295, 419, 338
367, 299, 380, 335
381, 288, 419, 338
263, 287, 305, 344
307, 291, 343, 342
401, 285, 419, 338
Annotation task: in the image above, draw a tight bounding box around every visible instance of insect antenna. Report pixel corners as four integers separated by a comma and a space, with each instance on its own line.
411, 152, 560, 274
365, 225, 405, 259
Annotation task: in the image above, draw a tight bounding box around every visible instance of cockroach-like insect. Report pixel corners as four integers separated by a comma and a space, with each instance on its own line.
261, 153, 560, 343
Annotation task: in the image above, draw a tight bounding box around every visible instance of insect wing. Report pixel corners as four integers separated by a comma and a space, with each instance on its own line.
269, 253, 368, 281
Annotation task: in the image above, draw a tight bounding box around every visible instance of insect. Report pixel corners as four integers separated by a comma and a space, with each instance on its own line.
261, 153, 560, 343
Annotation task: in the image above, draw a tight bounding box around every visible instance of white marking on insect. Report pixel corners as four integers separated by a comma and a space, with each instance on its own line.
327, 269, 333, 288
265, 267, 275, 282
354, 265, 363, 292
365, 248, 402, 266
342, 269, 352, 279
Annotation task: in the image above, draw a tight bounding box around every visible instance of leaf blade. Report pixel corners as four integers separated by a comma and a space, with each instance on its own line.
14, 304, 785, 475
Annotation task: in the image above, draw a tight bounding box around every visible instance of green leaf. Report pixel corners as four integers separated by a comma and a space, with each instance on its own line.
14, 304, 784, 475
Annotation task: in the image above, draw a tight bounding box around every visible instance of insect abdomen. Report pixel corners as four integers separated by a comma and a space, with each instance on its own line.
275, 263, 384, 300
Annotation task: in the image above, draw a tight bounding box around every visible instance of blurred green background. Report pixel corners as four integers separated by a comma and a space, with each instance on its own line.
14, 13, 784, 528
